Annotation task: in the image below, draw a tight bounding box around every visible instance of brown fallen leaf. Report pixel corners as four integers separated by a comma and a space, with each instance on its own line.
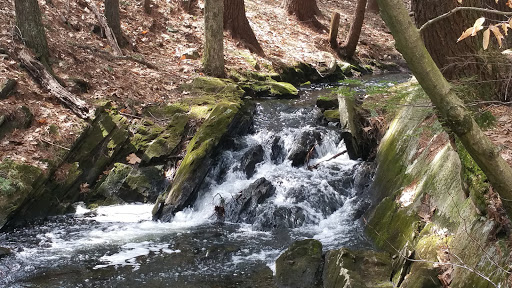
126, 153, 141, 165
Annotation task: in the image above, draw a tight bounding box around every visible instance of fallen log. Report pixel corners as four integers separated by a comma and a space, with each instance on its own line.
19, 49, 90, 119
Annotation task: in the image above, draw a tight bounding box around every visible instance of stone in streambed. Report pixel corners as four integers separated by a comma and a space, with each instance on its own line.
275, 239, 323, 288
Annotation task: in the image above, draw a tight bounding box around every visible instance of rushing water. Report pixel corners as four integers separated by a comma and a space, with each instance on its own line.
0, 76, 408, 287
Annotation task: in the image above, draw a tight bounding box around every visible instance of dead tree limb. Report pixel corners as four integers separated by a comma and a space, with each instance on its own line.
71, 42, 158, 70
19, 49, 90, 119
83, 0, 123, 56
308, 150, 347, 170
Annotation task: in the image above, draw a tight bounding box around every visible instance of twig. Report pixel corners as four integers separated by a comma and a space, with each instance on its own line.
39, 138, 71, 151
419, 7, 512, 33
308, 150, 347, 170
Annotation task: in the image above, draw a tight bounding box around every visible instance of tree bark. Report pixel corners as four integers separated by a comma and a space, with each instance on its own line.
105, 0, 128, 47
203, 0, 225, 77
144, 0, 151, 14
224, 0, 264, 55
377, 0, 512, 219
14, 0, 50, 67
340, 0, 367, 58
328, 12, 340, 49
180, 0, 198, 14
367, 0, 379, 14
284, 0, 325, 30
19, 49, 90, 119
412, 0, 512, 100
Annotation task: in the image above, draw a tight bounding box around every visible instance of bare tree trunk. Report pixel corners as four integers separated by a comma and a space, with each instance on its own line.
378, 0, 512, 219
328, 12, 340, 49
367, 0, 379, 14
340, 0, 367, 58
105, 0, 127, 47
283, 0, 325, 30
224, 0, 264, 55
144, 0, 151, 14
180, 0, 198, 14
14, 0, 50, 68
203, 0, 225, 77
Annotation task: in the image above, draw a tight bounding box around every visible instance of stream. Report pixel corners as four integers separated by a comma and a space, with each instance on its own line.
0, 74, 408, 288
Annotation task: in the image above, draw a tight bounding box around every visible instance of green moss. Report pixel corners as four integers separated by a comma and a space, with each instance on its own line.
368, 197, 421, 251
143, 104, 187, 119
143, 113, 188, 162
239, 81, 298, 98
323, 110, 340, 122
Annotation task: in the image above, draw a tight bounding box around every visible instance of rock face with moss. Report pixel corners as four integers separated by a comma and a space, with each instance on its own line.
365, 82, 511, 287
323, 248, 393, 288
275, 239, 323, 288
155, 101, 250, 221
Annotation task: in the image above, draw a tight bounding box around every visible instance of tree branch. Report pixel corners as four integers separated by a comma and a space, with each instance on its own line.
419, 7, 512, 33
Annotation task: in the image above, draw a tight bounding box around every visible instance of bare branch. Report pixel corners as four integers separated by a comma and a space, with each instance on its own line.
419, 7, 512, 33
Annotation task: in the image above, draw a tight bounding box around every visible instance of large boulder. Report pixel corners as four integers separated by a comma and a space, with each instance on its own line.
253, 205, 309, 230
275, 239, 323, 288
225, 177, 275, 223
156, 102, 249, 221
237, 145, 264, 179
239, 81, 298, 99
287, 130, 322, 167
271, 136, 286, 164
323, 248, 393, 288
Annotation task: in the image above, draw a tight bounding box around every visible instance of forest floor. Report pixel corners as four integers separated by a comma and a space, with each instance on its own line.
1, 0, 511, 169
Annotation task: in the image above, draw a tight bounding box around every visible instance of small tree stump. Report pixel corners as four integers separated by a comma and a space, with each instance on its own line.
0, 79, 17, 99
329, 12, 340, 49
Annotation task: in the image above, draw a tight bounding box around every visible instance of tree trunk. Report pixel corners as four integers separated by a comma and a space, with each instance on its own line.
340, 0, 367, 58
367, 0, 379, 14
104, 0, 127, 47
14, 0, 50, 67
284, 0, 325, 30
180, 0, 198, 14
224, 0, 264, 55
377, 0, 512, 219
203, 0, 225, 77
144, 0, 151, 14
412, 0, 512, 100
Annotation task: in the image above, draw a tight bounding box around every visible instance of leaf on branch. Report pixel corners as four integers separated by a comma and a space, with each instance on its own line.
507, 0, 512, 8
457, 0, 462, 3
483, 28, 491, 50
457, 27, 474, 42
490, 25, 504, 47
502, 23, 509, 36
502, 49, 512, 54
472, 17, 486, 36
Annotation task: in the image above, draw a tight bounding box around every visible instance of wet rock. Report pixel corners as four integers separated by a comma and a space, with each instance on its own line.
270, 136, 285, 164
287, 130, 322, 167
157, 102, 243, 220
237, 145, 264, 179
275, 239, 323, 288
239, 81, 298, 99
0, 246, 11, 258
323, 248, 393, 288
286, 185, 342, 217
316, 96, 338, 111
323, 109, 340, 123
225, 177, 275, 223
253, 206, 309, 230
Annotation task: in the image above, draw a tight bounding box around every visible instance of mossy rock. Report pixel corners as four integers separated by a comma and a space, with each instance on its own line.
157, 101, 243, 220
323, 248, 393, 288
0, 159, 43, 229
184, 77, 245, 101
142, 113, 188, 163
142, 104, 187, 119
94, 162, 133, 204
323, 109, 340, 123
316, 96, 339, 111
239, 81, 298, 99
275, 239, 323, 288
